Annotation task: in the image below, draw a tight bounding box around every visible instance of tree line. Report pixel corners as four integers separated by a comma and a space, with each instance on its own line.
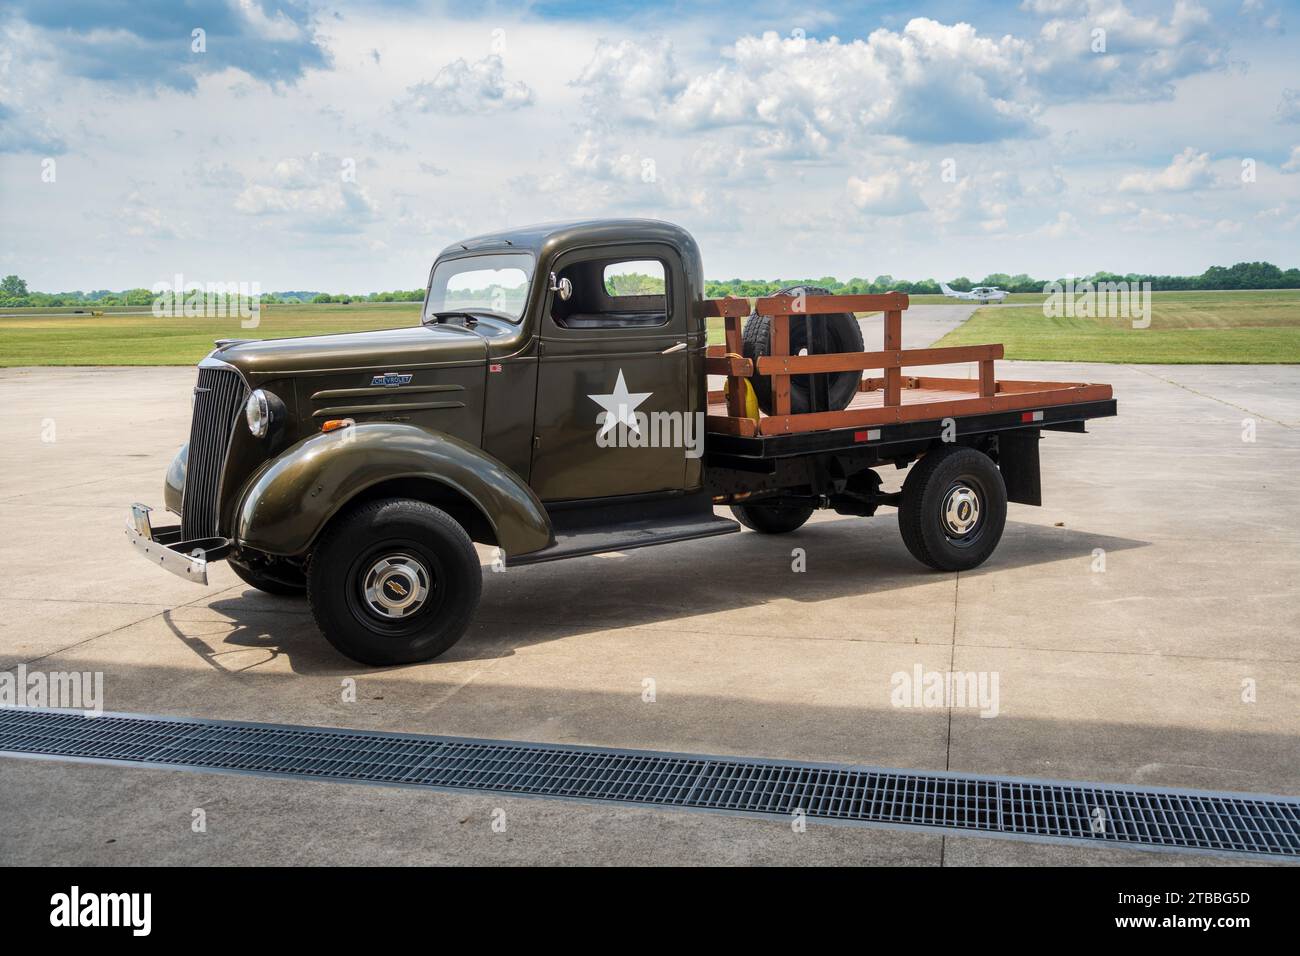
2, 260, 1297, 308
703, 261, 1300, 297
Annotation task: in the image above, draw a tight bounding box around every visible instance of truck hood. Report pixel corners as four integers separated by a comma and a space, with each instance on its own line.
213, 323, 488, 381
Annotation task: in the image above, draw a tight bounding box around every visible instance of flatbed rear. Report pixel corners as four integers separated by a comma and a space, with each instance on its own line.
700, 291, 1116, 458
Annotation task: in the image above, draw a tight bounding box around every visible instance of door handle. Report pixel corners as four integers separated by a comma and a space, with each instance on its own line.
661, 342, 687, 355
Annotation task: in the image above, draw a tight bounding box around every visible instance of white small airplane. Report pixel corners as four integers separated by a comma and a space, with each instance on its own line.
940, 283, 1008, 303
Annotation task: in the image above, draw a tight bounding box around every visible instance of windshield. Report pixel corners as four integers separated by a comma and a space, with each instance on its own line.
424, 253, 533, 323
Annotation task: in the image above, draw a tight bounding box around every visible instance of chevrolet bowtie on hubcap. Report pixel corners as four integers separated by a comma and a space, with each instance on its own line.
942, 483, 981, 538
362, 554, 431, 619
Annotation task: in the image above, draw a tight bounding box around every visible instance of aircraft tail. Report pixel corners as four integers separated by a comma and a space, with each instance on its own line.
940, 282, 957, 296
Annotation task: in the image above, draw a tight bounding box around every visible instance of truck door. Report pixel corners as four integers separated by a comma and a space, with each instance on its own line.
529, 246, 690, 501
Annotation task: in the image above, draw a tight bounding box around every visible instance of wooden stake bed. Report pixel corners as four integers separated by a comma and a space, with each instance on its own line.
700, 292, 1113, 440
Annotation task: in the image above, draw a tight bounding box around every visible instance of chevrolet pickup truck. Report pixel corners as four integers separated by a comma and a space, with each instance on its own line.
127, 219, 1116, 664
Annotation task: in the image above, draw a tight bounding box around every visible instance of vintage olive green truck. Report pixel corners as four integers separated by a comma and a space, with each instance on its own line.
127, 219, 1116, 665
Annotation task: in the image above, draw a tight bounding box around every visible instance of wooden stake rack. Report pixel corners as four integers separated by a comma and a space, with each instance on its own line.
700, 292, 1113, 438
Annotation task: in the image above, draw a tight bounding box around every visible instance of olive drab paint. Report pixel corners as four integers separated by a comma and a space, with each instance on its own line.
164, 220, 709, 560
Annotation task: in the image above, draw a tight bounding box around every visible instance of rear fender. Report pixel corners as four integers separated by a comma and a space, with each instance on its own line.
235, 423, 553, 558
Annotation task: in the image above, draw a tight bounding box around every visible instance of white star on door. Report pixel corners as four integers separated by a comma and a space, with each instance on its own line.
588, 369, 652, 437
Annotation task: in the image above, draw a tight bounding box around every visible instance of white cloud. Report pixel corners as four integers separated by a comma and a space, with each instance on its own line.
846, 170, 927, 216
574, 23, 1041, 150
571, 6, 1229, 152
1027, 0, 1225, 101
1116, 204, 1207, 233
1118, 147, 1216, 193
0, 102, 66, 154
571, 37, 686, 124
567, 131, 653, 183
399, 55, 533, 114
1239, 0, 1285, 33
0, 20, 68, 154
929, 169, 1026, 235
509, 132, 666, 216
1032, 210, 1079, 238
189, 160, 244, 189
1282, 146, 1300, 173
1278, 89, 1300, 124
1255, 204, 1300, 230
1020, 0, 1080, 12
234, 153, 380, 233
232, 0, 307, 44
118, 190, 178, 240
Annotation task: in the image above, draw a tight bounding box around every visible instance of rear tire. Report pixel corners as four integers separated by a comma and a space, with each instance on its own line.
898, 446, 1007, 571
307, 498, 482, 666
730, 499, 815, 534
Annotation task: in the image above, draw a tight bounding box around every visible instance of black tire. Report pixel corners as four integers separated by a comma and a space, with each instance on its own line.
229, 558, 305, 596
730, 499, 815, 534
742, 285, 864, 415
307, 498, 482, 666
898, 446, 1007, 572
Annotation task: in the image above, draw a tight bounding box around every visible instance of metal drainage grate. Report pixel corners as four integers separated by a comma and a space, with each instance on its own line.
2, 708, 1297, 859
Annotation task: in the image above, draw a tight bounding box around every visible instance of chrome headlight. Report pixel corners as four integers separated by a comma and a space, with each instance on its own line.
245, 389, 271, 437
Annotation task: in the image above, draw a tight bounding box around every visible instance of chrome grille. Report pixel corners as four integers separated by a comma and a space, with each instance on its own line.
181, 366, 247, 540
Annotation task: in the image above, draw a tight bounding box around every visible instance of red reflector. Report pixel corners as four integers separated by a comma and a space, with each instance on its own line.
854, 430, 870, 441
1020, 412, 1033, 422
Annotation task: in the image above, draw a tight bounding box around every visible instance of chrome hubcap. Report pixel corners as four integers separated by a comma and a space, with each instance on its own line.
941, 483, 981, 537
361, 554, 431, 619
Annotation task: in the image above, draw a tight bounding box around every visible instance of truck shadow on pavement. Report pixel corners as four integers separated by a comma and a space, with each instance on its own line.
179, 516, 1148, 672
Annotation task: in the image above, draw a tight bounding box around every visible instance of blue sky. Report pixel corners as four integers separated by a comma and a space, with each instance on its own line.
0, 0, 1297, 291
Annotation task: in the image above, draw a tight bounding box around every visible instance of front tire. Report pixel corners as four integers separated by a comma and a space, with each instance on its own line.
730, 499, 815, 534
307, 498, 482, 665
898, 446, 1007, 571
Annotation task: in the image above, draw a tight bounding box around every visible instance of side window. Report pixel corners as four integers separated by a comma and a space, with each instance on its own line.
552, 256, 671, 330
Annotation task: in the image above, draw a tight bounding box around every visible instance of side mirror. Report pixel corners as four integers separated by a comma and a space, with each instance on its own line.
548, 272, 573, 301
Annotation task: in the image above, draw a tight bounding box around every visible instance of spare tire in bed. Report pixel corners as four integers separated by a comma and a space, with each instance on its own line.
741, 285, 865, 415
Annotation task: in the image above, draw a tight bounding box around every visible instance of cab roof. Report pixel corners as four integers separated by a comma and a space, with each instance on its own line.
437, 218, 697, 261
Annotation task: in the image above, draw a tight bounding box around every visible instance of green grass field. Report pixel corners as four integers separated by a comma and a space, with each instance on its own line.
0, 302, 426, 366
1, 291, 1295, 366
935, 290, 1300, 364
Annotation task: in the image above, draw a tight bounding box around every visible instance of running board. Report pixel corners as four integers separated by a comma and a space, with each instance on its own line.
510, 511, 739, 566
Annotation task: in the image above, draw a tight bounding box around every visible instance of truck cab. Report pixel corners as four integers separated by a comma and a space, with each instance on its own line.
454, 219, 709, 502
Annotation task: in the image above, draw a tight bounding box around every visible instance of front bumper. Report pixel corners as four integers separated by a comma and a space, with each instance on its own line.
125, 503, 230, 585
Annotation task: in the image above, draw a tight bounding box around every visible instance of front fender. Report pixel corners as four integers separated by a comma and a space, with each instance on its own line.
235, 423, 553, 558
